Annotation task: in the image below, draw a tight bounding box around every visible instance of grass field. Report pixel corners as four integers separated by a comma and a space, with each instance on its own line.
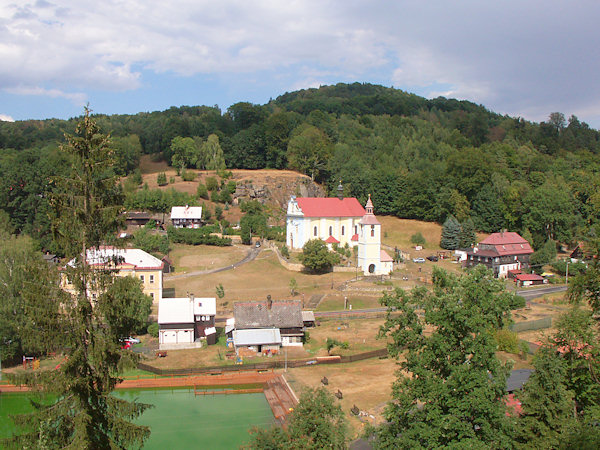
168, 243, 246, 273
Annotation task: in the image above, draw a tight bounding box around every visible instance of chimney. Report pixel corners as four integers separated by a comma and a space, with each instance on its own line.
337, 181, 343, 200
267, 294, 272, 310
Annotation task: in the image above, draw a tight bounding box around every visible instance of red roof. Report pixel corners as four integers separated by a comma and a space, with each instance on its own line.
295, 197, 365, 218
325, 236, 340, 244
380, 250, 393, 262
351, 233, 359, 241
515, 273, 544, 281
479, 232, 533, 256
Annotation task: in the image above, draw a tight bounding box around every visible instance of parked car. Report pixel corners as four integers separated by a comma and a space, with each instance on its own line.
255, 240, 261, 248
123, 336, 140, 344
412, 257, 426, 263
426, 255, 439, 262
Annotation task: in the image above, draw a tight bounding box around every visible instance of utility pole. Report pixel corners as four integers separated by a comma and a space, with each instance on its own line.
284, 346, 288, 372
566, 260, 570, 285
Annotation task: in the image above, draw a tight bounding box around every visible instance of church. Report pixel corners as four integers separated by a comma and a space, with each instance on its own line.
286, 185, 393, 275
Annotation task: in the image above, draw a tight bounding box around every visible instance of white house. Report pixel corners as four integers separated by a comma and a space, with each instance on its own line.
170, 206, 203, 228
158, 295, 216, 350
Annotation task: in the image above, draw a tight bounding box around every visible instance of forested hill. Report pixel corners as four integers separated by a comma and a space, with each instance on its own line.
2, 82, 600, 251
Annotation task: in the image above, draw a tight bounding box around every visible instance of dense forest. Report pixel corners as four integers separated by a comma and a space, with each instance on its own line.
2, 82, 600, 252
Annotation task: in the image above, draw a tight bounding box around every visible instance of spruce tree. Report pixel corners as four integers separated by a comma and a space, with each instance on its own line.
6, 109, 152, 449
440, 215, 461, 249
458, 218, 477, 248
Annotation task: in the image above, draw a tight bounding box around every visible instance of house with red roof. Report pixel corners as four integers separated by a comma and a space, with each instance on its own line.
464, 231, 533, 278
286, 183, 365, 250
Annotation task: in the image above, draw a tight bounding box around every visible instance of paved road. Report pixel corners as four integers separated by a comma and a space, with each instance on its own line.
515, 285, 568, 300
313, 285, 569, 318
165, 245, 261, 280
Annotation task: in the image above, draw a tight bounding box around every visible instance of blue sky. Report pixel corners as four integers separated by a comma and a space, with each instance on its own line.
2, 1, 600, 128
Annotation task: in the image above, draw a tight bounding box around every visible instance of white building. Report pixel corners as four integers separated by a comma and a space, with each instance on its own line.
286, 184, 365, 250
170, 205, 203, 228
158, 295, 216, 350
357, 196, 393, 275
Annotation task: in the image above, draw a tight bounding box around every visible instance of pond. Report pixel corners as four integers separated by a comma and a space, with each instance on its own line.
1, 388, 274, 448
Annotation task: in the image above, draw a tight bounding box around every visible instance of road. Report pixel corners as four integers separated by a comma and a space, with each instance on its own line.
165, 245, 261, 280
313, 285, 568, 318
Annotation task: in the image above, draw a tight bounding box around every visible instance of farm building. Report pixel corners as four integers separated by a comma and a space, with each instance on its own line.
158, 295, 216, 350
233, 297, 305, 350
233, 328, 282, 356
514, 273, 547, 287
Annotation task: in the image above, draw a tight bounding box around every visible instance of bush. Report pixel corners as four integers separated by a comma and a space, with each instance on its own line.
214, 205, 223, 221
281, 245, 290, 258
218, 190, 232, 204
205, 176, 219, 191
169, 176, 175, 184
181, 170, 197, 182
167, 226, 232, 246
133, 228, 170, 255
147, 322, 159, 338
225, 180, 237, 194
495, 329, 520, 354
197, 183, 209, 199
411, 232, 426, 246
156, 172, 167, 186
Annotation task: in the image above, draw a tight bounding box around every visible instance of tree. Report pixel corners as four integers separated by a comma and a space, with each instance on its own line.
200, 134, 226, 171
246, 387, 347, 449
375, 266, 519, 448
289, 278, 298, 296
287, 125, 332, 181
0, 234, 65, 363
156, 172, 167, 186
458, 218, 477, 248
216, 283, 225, 299
514, 345, 575, 448
568, 238, 600, 315
170, 136, 200, 172
300, 239, 340, 273
410, 232, 426, 246
440, 215, 461, 249
6, 109, 152, 449
529, 239, 557, 268
471, 184, 505, 233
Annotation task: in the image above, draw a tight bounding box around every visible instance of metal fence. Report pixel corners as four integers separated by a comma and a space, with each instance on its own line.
510, 317, 552, 333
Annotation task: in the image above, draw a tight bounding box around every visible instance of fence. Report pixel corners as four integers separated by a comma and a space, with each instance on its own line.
509, 317, 552, 333
137, 347, 389, 376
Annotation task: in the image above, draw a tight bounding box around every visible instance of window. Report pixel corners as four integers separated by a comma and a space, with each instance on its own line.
354, 225, 358, 235
341, 226, 345, 235
150, 293, 154, 300
314, 226, 317, 236
329, 226, 332, 236
139, 275, 145, 282
370, 225, 375, 237
149, 274, 154, 284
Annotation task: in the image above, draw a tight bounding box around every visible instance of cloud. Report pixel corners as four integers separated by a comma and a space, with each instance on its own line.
0, 114, 15, 122
1, 1, 600, 125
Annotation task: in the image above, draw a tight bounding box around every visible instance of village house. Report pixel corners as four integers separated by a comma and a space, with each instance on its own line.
158, 295, 216, 350
61, 246, 163, 304
463, 231, 533, 278
170, 205, 203, 228
232, 297, 305, 356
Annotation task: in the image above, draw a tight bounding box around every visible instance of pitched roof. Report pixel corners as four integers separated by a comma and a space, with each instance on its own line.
170, 206, 203, 220
295, 197, 365, 218
480, 232, 529, 246
506, 369, 534, 392
158, 297, 194, 324
515, 273, 545, 281
325, 235, 340, 244
234, 300, 303, 329
233, 328, 281, 346
74, 247, 163, 270
380, 250, 393, 262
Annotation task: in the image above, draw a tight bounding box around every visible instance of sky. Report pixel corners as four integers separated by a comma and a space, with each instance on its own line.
1, 1, 600, 128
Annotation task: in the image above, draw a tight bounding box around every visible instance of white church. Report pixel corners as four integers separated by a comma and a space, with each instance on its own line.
286, 185, 393, 275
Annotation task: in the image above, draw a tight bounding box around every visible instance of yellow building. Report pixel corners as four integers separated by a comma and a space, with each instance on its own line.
62, 246, 163, 304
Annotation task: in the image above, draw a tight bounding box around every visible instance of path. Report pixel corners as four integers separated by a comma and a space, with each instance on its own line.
515, 285, 567, 301
165, 245, 261, 280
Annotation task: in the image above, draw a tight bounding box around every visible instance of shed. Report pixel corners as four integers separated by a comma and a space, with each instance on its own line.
302, 310, 316, 328
233, 328, 281, 356
514, 273, 547, 287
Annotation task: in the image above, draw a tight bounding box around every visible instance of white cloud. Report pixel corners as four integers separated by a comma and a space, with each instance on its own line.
1, 1, 600, 124
0, 114, 15, 122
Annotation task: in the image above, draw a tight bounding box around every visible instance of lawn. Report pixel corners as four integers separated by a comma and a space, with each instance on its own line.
167, 243, 246, 273
163, 249, 357, 309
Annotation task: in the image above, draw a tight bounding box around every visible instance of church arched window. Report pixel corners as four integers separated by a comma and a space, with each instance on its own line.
371, 225, 375, 237
341, 226, 345, 236
329, 226, 332, 236
314, 226, 317, 236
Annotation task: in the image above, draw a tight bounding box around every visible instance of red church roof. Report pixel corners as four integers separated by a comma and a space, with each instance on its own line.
380, 250, 393, 262
295, 197, 365, 218
325, 236, 340, 244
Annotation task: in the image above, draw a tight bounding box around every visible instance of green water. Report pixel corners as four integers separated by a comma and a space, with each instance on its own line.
1, 389, 274, 449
